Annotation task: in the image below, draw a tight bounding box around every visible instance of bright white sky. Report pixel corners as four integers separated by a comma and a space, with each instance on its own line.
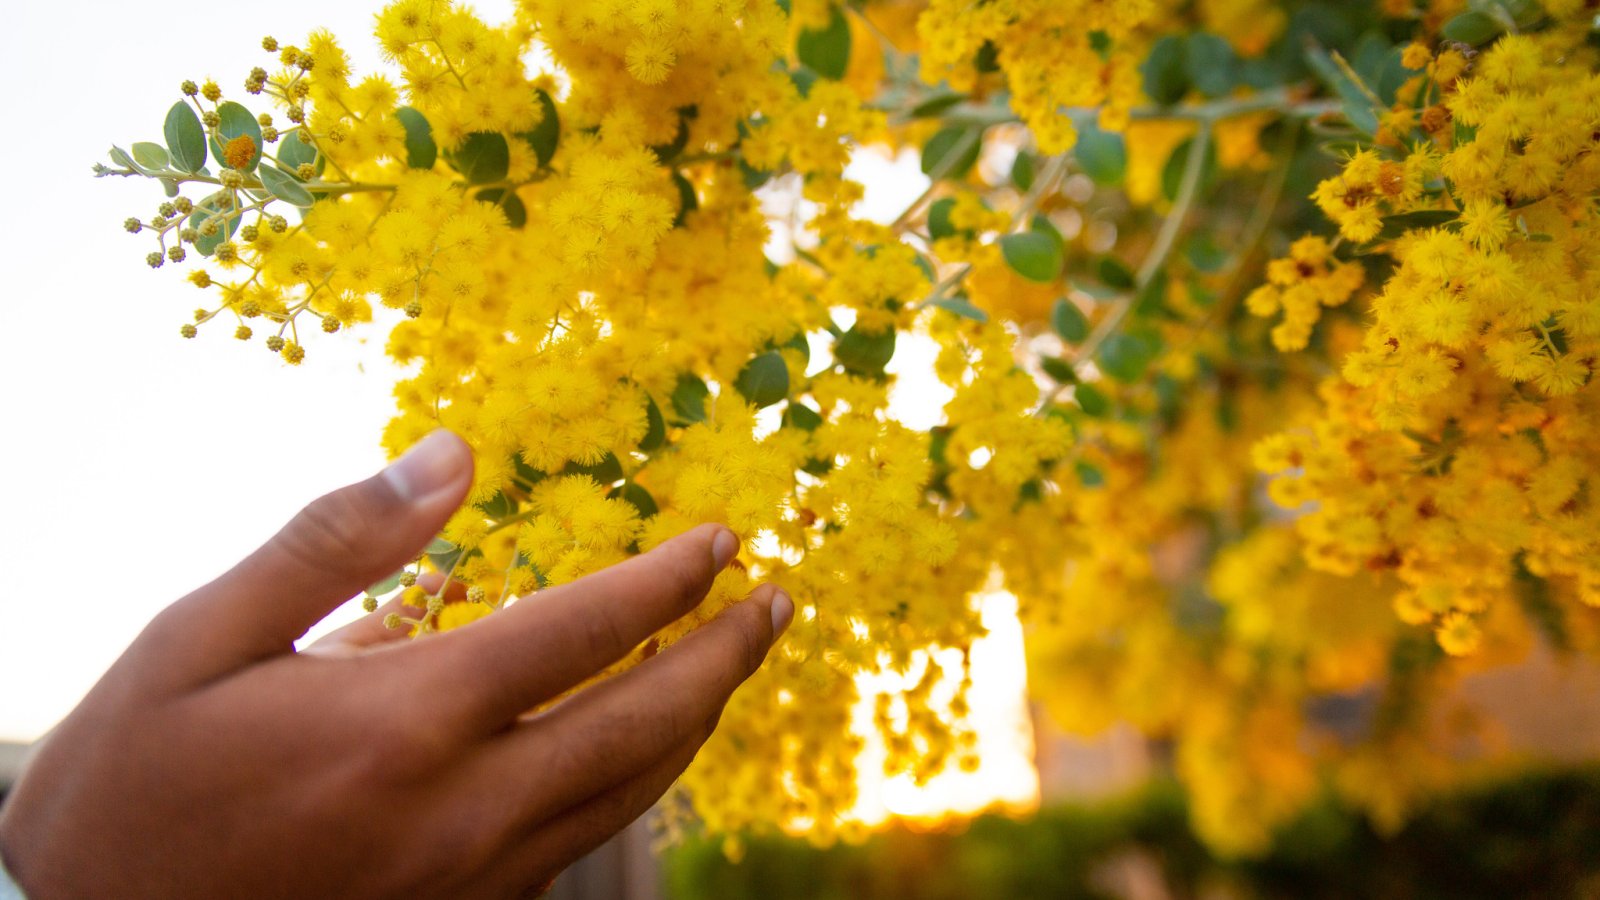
0, 2, 1012, 777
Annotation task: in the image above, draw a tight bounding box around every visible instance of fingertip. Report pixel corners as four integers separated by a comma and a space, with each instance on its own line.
381, 429, 473, 504
769, 587, 794, 637
710, 525, 740, 571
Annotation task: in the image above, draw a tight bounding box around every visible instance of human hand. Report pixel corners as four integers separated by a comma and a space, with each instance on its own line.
0, 430, 792, 899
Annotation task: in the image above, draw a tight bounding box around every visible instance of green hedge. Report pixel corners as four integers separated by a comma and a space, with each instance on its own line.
664, 769, 1600, 899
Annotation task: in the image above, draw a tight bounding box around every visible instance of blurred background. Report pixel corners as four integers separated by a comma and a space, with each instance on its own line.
4, 2, 1600, 898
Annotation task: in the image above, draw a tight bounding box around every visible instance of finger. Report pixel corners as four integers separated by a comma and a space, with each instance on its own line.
484, 732, 704, 898
418, 523, 741, 732
151, 430, 472, 681
303, 575, 459, 655
463, 585, 791, 823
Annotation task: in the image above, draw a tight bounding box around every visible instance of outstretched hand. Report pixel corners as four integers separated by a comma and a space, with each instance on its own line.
0, 430, 791, 899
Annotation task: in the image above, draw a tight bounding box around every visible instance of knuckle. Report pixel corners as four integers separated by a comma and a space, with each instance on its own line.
280, 489, 373, 573
576, 604, 630, 662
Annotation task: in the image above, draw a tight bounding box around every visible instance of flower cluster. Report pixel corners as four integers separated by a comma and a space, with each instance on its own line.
97, 0, 1600, 860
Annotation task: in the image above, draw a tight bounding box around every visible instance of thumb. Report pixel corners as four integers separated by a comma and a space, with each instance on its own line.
156, 430, 473, 677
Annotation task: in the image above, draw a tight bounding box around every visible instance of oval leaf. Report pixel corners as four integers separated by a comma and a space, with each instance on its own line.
213, 101, 264, 172
796, 6, 852, 80
833, 326, 896, 376
1000, 231, 1064, 283
453, 132, 510, 185
921, 126, 982, 179
132, 142, 170, 171
521, 90, 561, 168
395, 107, 438, 170
671, 373, 711, 425
1075, 121, 1127, 187
735, 351, 790, 408
259, 165, 314, 208
1052, 299, 1090, 344
164, 102, 207, 173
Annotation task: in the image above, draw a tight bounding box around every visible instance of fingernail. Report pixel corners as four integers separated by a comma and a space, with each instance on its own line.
712, 527, 740, 571
770, 588, 794, 636
382, 430, 470, 503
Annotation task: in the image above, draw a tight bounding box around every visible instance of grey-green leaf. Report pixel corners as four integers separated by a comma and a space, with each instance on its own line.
1075, 121, 1127, 187
453, 132, 510, 185
259, 165, 314, 208
796, 6, 852, 80
929, 295, 989, 323
734, 351, 790, 408
1000, 231, 1064, 283
365, 570, 404, 598
921, 126, 982, 179
834, 325, 896, 376
671, 374, 711, 424
395, 107, 438, 170
1052, 298, 1090, 344
164, 102, 207, 173
278, 130, 320, 172
132, 142, 170, 172
213, 101, 263, 172
522, 90, 560, 168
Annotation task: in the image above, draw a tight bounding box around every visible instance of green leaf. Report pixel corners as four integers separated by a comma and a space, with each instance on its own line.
1184, 33, 1237, 99
910, 90, 967, 119
164, 101, 207, 173
1075, 383, 1111, 417
213, 101, 264, 173
784, 402, 824, 431
1052, 298, 1090, 343
131, 142, 170, 171
520, 89, 561, 168
672, 172, 698, 228
394, 107, 438, 170
929, 295, 989, 323
1374, 209, 1460, 242
671, 373, 711, 424
1160, 136, 1218, 203
1000, 231, 1064, 283
1040, 356, 1077, 384
609, 483, 659, 519
735, 351, 790, 408
651, 108, 692, 162
834, 325, 896, 376
1441, 10, 1502, 46
1075, 460, 1106, 488
921, 126, 982, 179
1135, 269, 1170, 318
1011, 152, 1036, 192
1142, 35, 1189, 106
278, 130, 320, 172
1074, 121, 1127, 187
639, 395, 667, 451
188, 195, 240, 257
797, 6, 852, 80
452, 132, 509, 185
1097, 330, 1162, 382
1098, 257, 1136, 291
1305, 45, 1381, 136
564, 453, 624, 485
365, 569, 404, 598
476, 188, 528, 228
425, 537, 456, 555
258, 165, 314, 208
1184, 233, 1229, 273
927, 197, 963, 241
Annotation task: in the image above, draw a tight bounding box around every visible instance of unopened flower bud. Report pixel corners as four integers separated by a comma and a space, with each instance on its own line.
124, 217, 142, 234
321, 317, 341, 334
262, 36, 279, 52
361, 596, 379, 613
265, 335, 285, 352
382, 613, 402, 630
147, 252, 164, 269
235, 325, 252, 341
398, 571, 418, 588
181, 80, 199, 97
180, 324, 197, 338
168, 246, 187, 263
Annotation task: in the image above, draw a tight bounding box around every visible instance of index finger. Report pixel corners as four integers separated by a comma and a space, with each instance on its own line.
414, 523, 741, 732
